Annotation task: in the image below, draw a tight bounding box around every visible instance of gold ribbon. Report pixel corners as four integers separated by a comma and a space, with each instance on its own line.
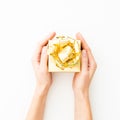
49, 36, 81, 70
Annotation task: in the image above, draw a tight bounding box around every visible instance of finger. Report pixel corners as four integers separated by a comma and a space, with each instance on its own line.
76, 32, 97, 78
76, 32, 90, 51
81, 50, 88, 72
76, 32, 95, 63
76, 32, 95, 60
89, 57, 97, 79
40, 46, 48, 70
32, 32, 56, 66
40, 32, 56, 47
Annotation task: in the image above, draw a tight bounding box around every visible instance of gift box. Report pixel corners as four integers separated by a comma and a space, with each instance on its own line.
48, 36, 81, 72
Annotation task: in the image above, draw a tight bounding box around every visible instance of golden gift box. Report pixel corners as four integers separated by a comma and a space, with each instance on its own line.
48, 36, 81, 72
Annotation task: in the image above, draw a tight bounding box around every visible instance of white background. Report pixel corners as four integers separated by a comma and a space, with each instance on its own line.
0, 0, 120, 120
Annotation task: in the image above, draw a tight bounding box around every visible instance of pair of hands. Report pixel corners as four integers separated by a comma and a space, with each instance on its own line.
32, 32, 97, 95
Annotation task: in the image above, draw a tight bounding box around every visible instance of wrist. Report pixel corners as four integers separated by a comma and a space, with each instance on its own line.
74, 89, 89, 98
35, 85, 50, 97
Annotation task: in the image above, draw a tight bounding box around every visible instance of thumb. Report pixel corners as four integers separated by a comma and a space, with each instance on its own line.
40, 46, 48, 69
81, 50, 88, 72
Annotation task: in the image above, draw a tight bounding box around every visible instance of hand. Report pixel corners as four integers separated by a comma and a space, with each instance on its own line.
32, 32, 56, 93
73, 33, 97, 95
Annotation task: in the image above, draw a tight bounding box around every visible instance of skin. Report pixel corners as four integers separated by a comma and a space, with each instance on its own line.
26, 32, 56, 120
26, 32, 97, 120
73, 33, 97, 120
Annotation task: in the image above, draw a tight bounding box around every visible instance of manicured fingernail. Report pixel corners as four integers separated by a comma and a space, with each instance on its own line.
82, 50, 86, 57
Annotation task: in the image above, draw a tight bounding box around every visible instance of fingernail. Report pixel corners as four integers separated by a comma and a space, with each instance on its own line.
82, 50, 86, 57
